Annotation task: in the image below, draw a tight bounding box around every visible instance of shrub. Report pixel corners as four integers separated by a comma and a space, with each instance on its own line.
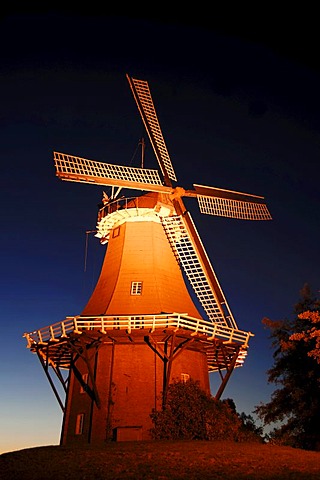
150, 379, 249, 441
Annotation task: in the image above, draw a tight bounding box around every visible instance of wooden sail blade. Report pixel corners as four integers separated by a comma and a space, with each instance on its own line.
53, 152, 172, 194
162, 212, 238, 330
126, 74, 177, 185
193, 184, 272, 220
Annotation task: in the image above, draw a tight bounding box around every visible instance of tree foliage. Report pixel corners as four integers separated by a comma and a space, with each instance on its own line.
290, 310, 320, 364
255, 284, 320, 450
238, 412, 264, 441
150, 379, 263, 442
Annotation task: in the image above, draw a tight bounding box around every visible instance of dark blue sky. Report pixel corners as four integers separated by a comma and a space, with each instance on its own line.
1, 10, 319, 452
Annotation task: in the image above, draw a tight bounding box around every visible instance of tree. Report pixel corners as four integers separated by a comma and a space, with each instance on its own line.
150, 379, 263, 442
290, 310, 320, 364
255, 284, 320, 450
222, 398, 264, 441
238, 412, 264, 441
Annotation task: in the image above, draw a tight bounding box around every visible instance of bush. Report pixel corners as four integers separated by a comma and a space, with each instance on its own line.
150, 379, 257, 441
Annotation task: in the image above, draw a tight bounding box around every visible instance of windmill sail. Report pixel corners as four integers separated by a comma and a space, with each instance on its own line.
194, 184, 272, 220
162, 213, 238, 329
53, 151, 171, 194
126, 74, 177, 185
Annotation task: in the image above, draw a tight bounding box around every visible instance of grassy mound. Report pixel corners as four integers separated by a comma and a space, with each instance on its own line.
1, 440, 320, 479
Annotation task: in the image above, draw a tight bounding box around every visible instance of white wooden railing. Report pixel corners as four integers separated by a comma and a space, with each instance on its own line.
23, 313, 253, 348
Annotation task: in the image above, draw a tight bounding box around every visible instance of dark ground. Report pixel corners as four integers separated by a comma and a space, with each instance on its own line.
1, 440, 320, 479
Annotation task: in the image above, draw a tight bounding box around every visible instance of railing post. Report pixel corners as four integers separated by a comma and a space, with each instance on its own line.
73, 317, 81, 334
49, 325, 55, 341
61, 321, 67, 337
208, 323, 218, 340
100, 317, 106, 334
229, 329, 234, 343
23, 333, 33, 348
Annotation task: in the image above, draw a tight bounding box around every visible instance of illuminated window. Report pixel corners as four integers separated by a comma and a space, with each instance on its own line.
131, 281, 142, 295
75, 413, 84, 435
80, 373, 88, 394
181, 373, 190, 383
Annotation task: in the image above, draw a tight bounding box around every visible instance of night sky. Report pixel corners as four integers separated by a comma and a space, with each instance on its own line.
1, 9, 319, 453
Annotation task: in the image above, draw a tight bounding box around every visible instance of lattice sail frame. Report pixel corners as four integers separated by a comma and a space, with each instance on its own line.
53, 151, 167, 191
193, 184, 272, 220
162, 214, 237, 329
127, 75, 177, 183
197, 194, 271, 220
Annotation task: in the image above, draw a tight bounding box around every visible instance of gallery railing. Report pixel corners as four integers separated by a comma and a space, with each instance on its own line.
23, 313, 253, 348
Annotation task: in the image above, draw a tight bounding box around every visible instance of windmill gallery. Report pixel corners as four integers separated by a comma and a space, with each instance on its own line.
24, 75, 272, 445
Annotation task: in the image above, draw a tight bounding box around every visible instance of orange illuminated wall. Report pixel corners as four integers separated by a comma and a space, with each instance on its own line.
82, 219, 202, 319
61, 196, 209, 445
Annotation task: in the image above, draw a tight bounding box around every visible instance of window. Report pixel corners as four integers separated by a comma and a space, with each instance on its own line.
75, 413, 84, 435
80, 373, 88, 394
181, 373, 190, 383
131, 281, 142, 295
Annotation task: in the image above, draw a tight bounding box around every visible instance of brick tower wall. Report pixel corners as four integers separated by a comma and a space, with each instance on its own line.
61, 338, 210, 445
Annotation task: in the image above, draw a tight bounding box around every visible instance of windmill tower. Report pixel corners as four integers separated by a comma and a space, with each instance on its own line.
24, 75, 272, 445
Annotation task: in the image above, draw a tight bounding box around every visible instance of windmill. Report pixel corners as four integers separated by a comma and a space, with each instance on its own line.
24, 74, 271, 445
